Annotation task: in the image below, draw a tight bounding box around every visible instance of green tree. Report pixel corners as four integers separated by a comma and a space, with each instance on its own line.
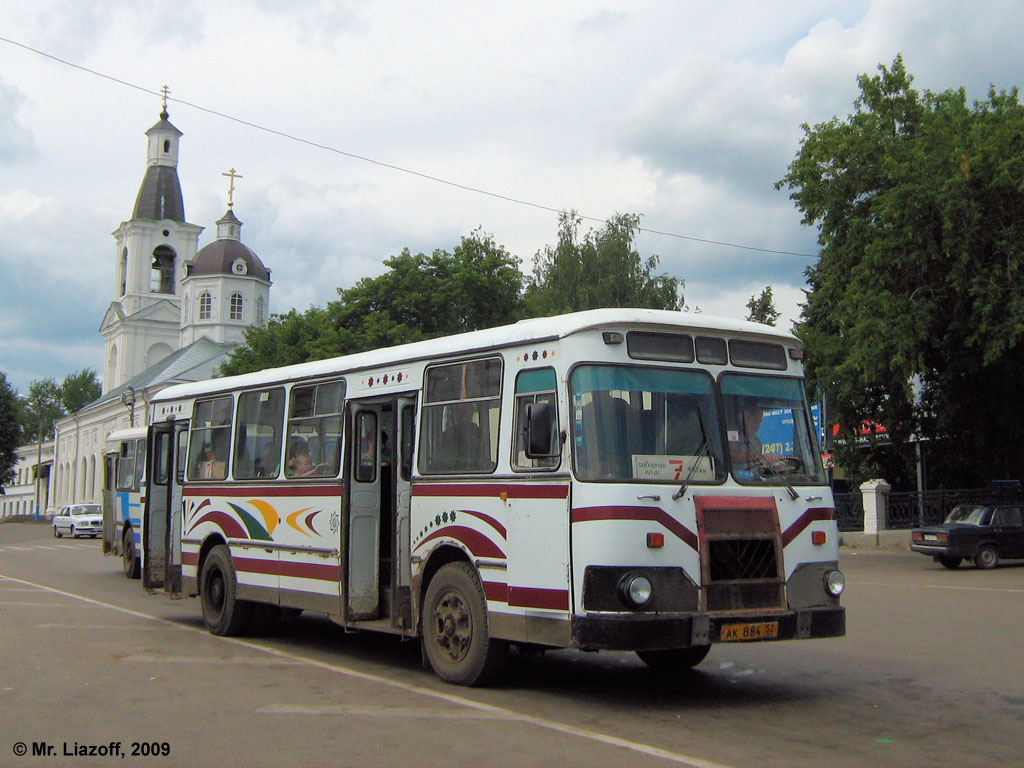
19, 378, 64, 444
524, 212, 684, 315
59, 369, 101, 412
0, 373, 19, 488
222, 230, 525, 376
746, 286, 780, 326
777, 55, 1024, 486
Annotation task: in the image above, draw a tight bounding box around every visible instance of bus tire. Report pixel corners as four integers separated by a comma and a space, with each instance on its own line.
122, 528, 141, 579
422, 562, 507, 686
636, 645, 711, 670
200, 545, 252, 636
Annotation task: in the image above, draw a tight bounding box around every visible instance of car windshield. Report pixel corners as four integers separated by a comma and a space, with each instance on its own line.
720, 374, 825, 486
570, 365, 725, 483
73, 505, 101, 516
944, 505, 990, 525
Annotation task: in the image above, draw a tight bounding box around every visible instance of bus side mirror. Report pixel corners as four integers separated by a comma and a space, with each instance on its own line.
524, 401, 558, 459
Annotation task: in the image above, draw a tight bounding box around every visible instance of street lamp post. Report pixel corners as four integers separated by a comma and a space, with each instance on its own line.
121, 386, 136, 428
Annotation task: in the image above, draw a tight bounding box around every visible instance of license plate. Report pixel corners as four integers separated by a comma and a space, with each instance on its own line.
721, 621, 779, 641
923, 534, 938, 541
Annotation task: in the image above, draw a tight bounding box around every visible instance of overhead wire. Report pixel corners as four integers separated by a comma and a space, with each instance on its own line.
0, 35, 817, 259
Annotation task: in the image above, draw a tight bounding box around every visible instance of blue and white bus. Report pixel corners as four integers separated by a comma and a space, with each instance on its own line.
103, 427, 146, 579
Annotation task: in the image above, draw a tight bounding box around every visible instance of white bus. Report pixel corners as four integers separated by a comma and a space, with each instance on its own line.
102, 427, 147, 579
142, 308, 845, 685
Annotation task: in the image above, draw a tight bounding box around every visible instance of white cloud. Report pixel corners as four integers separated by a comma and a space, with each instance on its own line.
0, 0, 1021, 394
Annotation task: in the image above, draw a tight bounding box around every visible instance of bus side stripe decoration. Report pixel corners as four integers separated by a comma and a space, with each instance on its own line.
413, 525, 506, 559
455, 509, 507, 539
227, 503, 272, 541
571, 506, 699, 552
411, 483, 568, 499
781, 507, 836, 548
186, 510, 247, 540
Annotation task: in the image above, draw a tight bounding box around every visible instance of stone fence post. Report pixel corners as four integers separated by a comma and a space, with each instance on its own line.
860, 479, 892, 534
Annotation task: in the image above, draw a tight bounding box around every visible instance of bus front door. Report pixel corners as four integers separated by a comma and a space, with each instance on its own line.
142, 421, 187, 593
346, 397, 412, 626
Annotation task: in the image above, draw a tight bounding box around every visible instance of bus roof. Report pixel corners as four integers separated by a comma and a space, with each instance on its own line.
105, 426, 148, 445
152, 308, 798, 403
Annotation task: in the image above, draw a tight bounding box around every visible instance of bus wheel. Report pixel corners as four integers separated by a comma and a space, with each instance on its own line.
422, 562, 507, 686
636, 645, 711, 670
200, 545, 251, 636
122, 529, 141, 579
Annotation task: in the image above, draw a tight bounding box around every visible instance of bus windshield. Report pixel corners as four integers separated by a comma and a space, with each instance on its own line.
571, 365, 725, 483
720, 374, 825, 486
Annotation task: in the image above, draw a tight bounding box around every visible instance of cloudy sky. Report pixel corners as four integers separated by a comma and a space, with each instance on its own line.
1, 0, 1021, 394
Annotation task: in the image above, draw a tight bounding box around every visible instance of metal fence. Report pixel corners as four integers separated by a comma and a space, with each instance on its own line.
834, 492, 864, 532
886, 488, 1024, 529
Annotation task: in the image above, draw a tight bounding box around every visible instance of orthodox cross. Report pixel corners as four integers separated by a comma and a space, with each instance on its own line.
160, 84, 171, 111
222, 168, 243, 209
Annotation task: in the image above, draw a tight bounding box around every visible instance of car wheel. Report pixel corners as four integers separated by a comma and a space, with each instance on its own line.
636, 645, 712, 670
53, 525, 60, 539
199, 545, 252, 636
974, 545, 999, 570
938, 556, 962, 569
70, 525, 77, 538
422, 562, 508, 686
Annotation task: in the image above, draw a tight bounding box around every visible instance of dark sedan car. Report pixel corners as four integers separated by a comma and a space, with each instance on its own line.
911, 503, 1024, 569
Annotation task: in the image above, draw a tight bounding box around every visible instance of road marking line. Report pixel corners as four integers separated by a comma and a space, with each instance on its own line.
257, 703, 514, 719
850, 580, 1024, 594
0, 572, 734, 768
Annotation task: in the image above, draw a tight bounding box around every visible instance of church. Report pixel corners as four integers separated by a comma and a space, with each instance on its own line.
2, 102, 272, 517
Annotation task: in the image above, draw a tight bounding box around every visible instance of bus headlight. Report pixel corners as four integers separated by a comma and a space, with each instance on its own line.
823, 569, 845, 597
618, 573, 653, 608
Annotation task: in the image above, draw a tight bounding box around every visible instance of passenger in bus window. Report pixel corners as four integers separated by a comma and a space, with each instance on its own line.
198, 444, 226, 480
285, 437, 308, 473
728, 403, 778, 477
256, 442, 280, 478
288, 452, 315, 477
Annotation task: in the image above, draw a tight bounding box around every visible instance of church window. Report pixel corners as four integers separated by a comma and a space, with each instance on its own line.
230, 293, 244, 321
163, 139, 171, 153
199, 292, 212, 320
150, 246, 176, 294
256, 296, 265, 326
119, 248, 128, 296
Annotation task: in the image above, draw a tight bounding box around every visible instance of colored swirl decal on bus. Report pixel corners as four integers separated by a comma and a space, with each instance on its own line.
184, 497, 325, 541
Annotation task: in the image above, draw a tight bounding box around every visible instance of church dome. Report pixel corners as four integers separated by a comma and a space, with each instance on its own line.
188, 239, 271, 281
186, 208, 271, 282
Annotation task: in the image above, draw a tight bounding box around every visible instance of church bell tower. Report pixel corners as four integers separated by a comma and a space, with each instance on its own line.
100, 89, 203, 393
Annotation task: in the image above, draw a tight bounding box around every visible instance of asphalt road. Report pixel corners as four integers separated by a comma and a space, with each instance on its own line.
1, 521, 1021, 768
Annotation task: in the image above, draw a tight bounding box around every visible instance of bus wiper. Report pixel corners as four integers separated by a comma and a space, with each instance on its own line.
750, 445, 799, 501
672, 411, 709, 501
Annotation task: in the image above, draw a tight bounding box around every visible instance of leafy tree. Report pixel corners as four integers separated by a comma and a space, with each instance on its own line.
60, 369, 101, 412
524, 212, 684, 315
19, 378, 64, 443
746, 286, 780, 326
0, 373, 19, 488
222, 230, 524, 376
777, 55, 1024, 486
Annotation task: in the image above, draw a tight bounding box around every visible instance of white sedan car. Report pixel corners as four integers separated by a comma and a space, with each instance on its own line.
52, 504, 103, 538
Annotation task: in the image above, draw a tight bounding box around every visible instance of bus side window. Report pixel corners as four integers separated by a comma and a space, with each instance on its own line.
116, 441, 136, 490
286, 379, 346, 479
419, 358, 502, 474
232, 388, 285, 480
513, 367, 559, 471
188, 396, 233, 481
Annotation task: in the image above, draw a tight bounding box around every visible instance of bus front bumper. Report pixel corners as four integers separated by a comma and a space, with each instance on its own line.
572, 606, 845, 651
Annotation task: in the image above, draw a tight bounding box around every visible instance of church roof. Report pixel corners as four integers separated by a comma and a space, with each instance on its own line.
188, 237, 271, 282
82, 337, 239, 413
132, 165, 186, 222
